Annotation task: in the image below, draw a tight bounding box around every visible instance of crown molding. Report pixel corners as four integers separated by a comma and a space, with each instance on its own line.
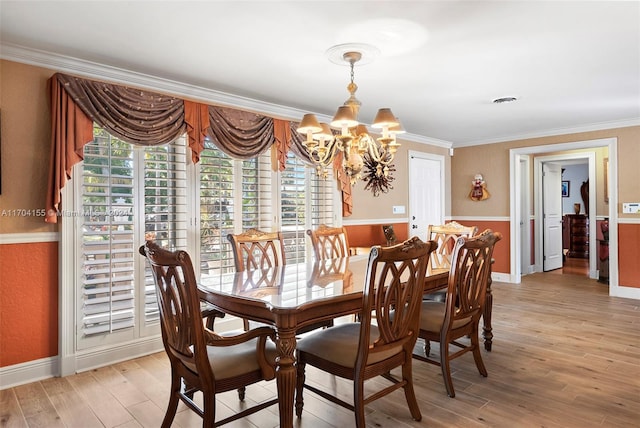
454, 118, 640, 148
1, 43, 453, 148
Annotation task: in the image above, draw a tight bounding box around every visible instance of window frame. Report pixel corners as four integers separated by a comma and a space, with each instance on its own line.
59, 129, 341, 375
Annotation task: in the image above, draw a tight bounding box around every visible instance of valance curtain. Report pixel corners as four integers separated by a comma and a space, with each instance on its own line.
288, 122, 353, 216
45, 72, 352, 223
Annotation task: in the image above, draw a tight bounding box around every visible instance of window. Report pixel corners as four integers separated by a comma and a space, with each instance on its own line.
77, 126, 188, 348
68, 126, 337, 359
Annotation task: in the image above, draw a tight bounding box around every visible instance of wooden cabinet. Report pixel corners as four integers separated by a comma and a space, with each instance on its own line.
567, 214, 589, 258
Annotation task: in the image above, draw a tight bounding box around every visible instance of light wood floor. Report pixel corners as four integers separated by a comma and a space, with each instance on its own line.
2, 271, 638, 427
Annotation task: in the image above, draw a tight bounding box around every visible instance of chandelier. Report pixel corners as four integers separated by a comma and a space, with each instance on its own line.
297, 47, 404, 184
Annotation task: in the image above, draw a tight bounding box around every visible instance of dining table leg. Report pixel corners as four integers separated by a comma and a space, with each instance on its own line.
482, 260, 494, 351
275, 326, 297, 428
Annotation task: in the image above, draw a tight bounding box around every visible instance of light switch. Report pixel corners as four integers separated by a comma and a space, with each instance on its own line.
622, 203, 640, 214
392, 205, 405, 214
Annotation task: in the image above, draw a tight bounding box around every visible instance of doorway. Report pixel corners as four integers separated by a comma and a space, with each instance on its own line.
509, 138, 618, 295
535, 152, 596, 278
408, 151, 445, 239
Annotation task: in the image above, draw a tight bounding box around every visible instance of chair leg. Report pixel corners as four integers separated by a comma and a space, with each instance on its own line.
353, 375, 366, 428
161, 374, 181, 428
237, 386, 246, 401
401, 359, 422, 421
202, 388, 216, 427
471, 328, 488, 377
440, 340, 456, 398
423, 340, 431, 357
295, 358, 306, 417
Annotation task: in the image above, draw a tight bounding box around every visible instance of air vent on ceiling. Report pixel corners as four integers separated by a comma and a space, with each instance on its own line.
492, 96, 517, 104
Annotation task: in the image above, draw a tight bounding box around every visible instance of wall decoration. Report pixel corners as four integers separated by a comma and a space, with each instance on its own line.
562, 180, 570, 197
469, 173, 490, 201
362, 153, 395, 196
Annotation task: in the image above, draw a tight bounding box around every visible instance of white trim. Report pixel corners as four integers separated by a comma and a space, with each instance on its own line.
73, 337, 164, 373
0, 232, 59, 244
342, 218, 409, 226
0, 337, 165, 390
611, 286, 640, 300
618, 218, 640, 224
0, 42, 453, 149
454, 119, 640, 148
448, 216, 510, 222
533, 152, 597, 279
509, 138, 622, 295
491, 272, 511, 283
0, 357, 58, 390
59, 184, 76, 376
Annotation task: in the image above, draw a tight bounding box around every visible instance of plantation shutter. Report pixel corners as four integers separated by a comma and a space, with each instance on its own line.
81, 128, 136, 337
280, 154, 307, 263
142, 138, 188, 323
199, 141, 237, 277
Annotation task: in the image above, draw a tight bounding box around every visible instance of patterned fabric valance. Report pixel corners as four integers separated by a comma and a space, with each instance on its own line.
45, 72, 352, 223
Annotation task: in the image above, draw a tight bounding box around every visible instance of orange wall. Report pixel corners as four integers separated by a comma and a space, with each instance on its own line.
618, 224, 640, 288
344, 220, 510, 274
450, 220, 510, 274
344, 222, 409, 248
0, 242, 59, 367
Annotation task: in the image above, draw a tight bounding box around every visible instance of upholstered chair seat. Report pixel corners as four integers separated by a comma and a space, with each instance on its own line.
185, 337, 278, 381
296, 323, 402, 368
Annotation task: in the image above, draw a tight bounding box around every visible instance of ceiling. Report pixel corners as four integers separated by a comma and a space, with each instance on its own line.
1, 1, 639, 147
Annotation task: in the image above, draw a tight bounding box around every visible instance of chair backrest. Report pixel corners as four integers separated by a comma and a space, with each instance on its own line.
139, 241, 212, 381
443, 229, 502, 331
227, 228, 285, 271
427, 221, 478, 270
357, 237, 437, 368
306, 224, 350, 260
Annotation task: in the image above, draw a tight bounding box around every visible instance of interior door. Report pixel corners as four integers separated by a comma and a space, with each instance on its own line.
543, 162, 563, 271
409, 152, 444, 240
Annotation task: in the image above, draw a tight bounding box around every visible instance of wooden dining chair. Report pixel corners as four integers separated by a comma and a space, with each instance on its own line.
139, 241, 279, 427
413, 229, 502, 398
227, 228, 285, 330
306, 224, 350, 260
295, 237, 438, 427
428, 221, 478, 270
227, 228, 286, 271
422, 221, 480, 355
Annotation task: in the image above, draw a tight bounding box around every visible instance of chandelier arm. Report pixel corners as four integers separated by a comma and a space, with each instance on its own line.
309, 138, 341, 167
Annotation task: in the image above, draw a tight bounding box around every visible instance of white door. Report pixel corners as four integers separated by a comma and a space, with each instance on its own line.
409, 152, 444, 240
543, 162, 563, 271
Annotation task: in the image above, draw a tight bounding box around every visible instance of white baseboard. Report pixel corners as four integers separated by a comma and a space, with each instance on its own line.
0, 357, 59, 390
491, 272, 511, 283
1, 337, 164, 390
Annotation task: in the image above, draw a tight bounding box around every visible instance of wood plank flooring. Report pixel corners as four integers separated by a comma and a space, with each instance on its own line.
2, 270, 638, 427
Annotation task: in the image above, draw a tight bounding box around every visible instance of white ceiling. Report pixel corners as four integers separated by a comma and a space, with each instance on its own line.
1, 1, 639, 147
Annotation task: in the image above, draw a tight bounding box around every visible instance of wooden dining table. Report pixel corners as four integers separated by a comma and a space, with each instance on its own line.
197, 255, 492, 428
